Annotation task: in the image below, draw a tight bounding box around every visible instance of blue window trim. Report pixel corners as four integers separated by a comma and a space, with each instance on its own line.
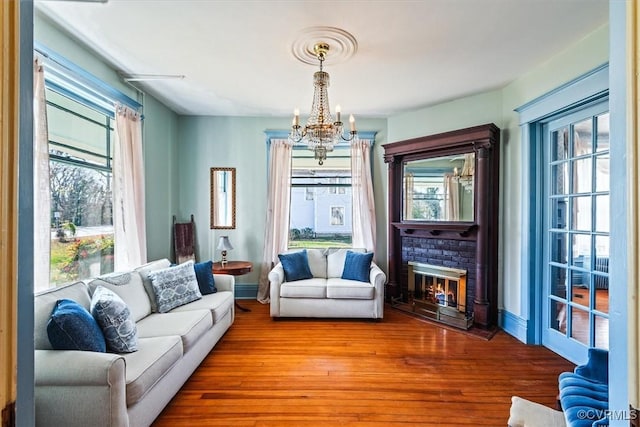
514, 63, 609, 350
35, 41, 142, 118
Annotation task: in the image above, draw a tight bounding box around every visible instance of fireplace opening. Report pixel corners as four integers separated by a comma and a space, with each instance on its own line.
392, 261, 474, 330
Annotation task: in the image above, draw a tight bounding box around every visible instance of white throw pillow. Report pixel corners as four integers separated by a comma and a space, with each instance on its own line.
148, 261, 202, 313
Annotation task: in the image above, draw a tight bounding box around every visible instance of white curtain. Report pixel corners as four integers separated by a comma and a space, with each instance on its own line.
444, 174, 460, 221
257, 139, 292, 303
34, 58, 51, 292
113, 105, 147, 270
351, 139, 376, 252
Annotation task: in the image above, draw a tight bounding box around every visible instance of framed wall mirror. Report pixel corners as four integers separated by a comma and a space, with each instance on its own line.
403, 153, 475, 222
210, 167, 236, 229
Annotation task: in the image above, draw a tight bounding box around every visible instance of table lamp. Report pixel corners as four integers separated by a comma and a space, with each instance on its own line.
216, 236, 234, 266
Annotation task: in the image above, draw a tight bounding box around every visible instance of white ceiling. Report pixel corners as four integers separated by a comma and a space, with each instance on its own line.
35, 0, 608, 118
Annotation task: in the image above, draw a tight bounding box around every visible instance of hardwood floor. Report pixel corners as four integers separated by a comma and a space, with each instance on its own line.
153, 300, 574, 427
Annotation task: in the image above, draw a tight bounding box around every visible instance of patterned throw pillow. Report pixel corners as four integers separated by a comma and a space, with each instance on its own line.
90, 285, 138, 353
278, 250, 313, 282
341, 250, 374, 283
193, 260, 217, 295
149, 260, 203, 313
47, 299, 106, 352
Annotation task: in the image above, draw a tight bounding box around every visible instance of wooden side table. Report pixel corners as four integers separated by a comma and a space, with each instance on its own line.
212, 261, 252, 312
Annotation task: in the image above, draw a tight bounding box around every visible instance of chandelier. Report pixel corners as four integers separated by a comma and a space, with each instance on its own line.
289, 42, 358, 165
453, 153, 475, 192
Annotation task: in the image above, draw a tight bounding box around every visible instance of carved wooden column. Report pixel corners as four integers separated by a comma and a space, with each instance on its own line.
384, 154, 402, 300
473, 144, 490, 326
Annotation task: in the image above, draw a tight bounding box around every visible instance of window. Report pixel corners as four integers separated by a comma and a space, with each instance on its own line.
288, 146, 352, 248
46, 88, 115, 285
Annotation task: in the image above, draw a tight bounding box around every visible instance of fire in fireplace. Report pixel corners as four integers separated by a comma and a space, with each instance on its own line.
394, 261, 474, 330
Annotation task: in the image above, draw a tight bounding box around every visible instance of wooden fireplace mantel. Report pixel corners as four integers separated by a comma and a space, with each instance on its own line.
383, 123, 500, 328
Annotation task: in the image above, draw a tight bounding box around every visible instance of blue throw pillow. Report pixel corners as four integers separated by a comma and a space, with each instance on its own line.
278, 250, 313, 282
47, 299, 106, 352
341, 250, 374, 283
194, 260, 217, 295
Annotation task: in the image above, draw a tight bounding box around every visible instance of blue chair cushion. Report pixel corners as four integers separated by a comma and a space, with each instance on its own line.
47, 298, 106, 352
194, 260, 217, 295
341, 250, 374, 283
279, 250, 313, 282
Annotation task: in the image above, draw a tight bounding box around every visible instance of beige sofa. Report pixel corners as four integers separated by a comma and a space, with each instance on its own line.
34, 259, 235, 427
269, 248, 386, 319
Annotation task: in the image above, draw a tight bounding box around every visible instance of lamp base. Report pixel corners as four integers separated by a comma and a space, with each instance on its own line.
221, 250, 228, 267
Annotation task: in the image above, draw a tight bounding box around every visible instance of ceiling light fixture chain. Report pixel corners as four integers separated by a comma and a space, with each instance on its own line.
289, 41, 358, 165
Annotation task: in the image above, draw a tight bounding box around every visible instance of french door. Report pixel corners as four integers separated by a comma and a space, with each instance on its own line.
541, 101, 609, 362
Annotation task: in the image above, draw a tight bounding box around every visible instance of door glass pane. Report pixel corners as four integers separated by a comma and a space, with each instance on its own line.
551, 162, 569, 195
550, 265, 568, 299
595, 113, 609, 153
552, 127, 569, 161
551, 198, 568, 229
550, 232, 568, 264
571, 273, 589, 308
595, 154, 609, 192
571, 233, 591, 263
595, 316, 609, 349
551, 300, 567, 334
573, 158, 592, 193
570, 306, 589, 345
573, 118, 593, 155
595, 195, 609, 233
595, 235, 609, 259
571, 196, 592, 231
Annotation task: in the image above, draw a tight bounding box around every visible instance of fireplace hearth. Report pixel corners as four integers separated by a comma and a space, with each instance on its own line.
392, 261, 474, 329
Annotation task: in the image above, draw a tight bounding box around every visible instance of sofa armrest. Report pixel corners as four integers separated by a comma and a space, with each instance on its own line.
370, 262, 386, 318
214, 273, 235, 294
269, 263, 285, 316
574, 348, 608, 384
35, 349, 128, 426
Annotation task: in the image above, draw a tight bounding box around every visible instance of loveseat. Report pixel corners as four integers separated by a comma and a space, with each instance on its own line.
34, 258, 235, 427
269, 248, 386, 319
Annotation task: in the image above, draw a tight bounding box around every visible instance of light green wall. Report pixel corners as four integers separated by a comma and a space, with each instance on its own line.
176, 116, 387, 285
385, 23, 609, 320
35, 11, 180, 262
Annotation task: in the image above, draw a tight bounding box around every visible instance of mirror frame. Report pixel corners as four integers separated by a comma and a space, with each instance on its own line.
210, 167, 236, 229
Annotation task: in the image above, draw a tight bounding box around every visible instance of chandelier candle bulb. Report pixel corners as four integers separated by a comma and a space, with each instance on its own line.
335, 105, 341, 122
349, 114, 356, 132
293, 108, 300, 127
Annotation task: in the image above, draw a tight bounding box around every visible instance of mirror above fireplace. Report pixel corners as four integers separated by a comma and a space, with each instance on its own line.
403, 153, 475, 222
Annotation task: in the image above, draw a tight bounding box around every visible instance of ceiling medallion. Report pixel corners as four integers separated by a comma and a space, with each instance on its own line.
291, 26, 358, 66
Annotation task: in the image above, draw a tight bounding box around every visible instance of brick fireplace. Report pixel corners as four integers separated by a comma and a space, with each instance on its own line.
402, 236, 476, 316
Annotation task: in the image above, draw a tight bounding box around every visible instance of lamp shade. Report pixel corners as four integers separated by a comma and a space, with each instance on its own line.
216, 236, 234, 251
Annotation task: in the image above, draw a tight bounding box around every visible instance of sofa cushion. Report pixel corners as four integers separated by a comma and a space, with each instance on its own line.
279, 250, 313, 282
134, 258, 172, 312
47, 299, 106, 352
136, 309, 212, 351
194, 260, 217, 295
35, 281, 92, 350
123, 335, 183, 406
326, 277, 375, 299
327, 248, 366, 278
148, 261, 202, 313
306, 248, 327, 278
280, 278, 327, 298
88, 271, 151, 322
341, 251, 374, 283
90, 285, 139, 353
171, 291, 234, 324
